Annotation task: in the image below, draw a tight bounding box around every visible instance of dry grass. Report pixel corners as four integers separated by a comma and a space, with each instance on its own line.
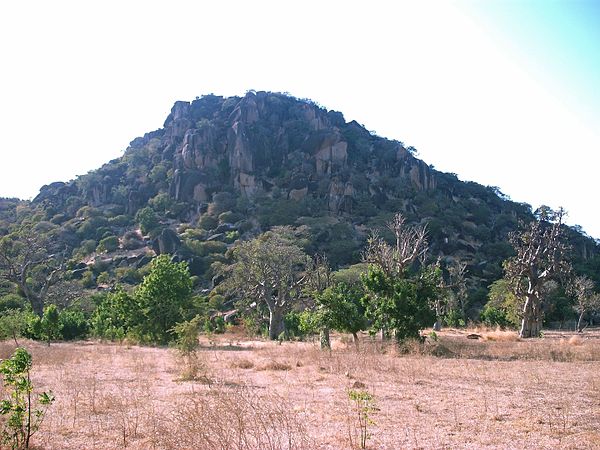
0, 329, 599, 449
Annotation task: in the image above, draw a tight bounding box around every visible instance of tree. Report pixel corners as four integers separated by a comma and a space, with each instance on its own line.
309, 282, 367, 347
362, 213, 428, 278
504, 208, 570, 338
135, 207, 159, 235
221, 229, 309, 340
362, 213, 438, 341
0, 228, 64, 317
570, 276, 600, 332
135, 255, 193, 343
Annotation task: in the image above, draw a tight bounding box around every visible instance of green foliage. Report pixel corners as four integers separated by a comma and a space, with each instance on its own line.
197, 215, 218, 231
27, 304, 62, 343
135, 207, 159, 235
148, 193, 173, 214
58, 309, 88, 340
0, 348, 55, 449
347, 389, 376, 449
305, 283, 367, 338
482, 279, 520, 328
283, 311, 304, 339
0, 310, 28, 344
362, 265, 439, 341
0, 294, 26, 313
135, 255, 193, 343
96, 235, 119, 253
90, 287, 138, 341
171, 315, 201, 356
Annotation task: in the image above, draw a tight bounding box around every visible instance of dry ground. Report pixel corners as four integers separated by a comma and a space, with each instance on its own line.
1, 328, 599, 449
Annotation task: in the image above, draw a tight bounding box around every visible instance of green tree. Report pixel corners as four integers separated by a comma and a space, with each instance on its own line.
306, 283, 367, 347
362, 265, 439, 341
481, 279, 520, 328
134, 255, 193, 343
361, 213, 438, 341
135, 207, 159, 235
90, 287, 138, 341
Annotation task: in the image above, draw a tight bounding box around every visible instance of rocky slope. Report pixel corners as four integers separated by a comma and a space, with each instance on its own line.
2, 91, 598, 315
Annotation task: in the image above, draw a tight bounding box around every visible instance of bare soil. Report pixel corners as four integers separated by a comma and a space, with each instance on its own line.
1, 328, 599, 449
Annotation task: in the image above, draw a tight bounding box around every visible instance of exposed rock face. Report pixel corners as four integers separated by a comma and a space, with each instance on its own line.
152, 228, 181, 255
157, 91, 436, 212
33, 91, 436, 217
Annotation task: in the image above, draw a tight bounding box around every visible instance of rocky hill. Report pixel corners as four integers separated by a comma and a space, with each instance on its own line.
2, 91, 598, 316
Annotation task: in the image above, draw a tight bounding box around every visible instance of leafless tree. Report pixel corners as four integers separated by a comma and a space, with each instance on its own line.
433, 260, 468, 331
504, 208, 570, 338
570, 276, 600, 332
363, 213, 428, 277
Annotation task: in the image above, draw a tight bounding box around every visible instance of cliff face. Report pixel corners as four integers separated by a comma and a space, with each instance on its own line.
135, 91, 436, 213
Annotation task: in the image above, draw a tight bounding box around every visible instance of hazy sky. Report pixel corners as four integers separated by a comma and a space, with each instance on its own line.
1, 0, 599, 238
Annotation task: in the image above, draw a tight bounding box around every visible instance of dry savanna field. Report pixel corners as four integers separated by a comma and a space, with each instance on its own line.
1, 328, 599, 450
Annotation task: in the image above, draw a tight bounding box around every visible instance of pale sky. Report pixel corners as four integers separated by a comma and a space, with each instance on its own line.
1, 1, 599, 238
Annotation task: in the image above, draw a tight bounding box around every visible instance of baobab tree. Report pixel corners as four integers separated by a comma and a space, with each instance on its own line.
220, 228, 309, 340
504, 208, 570, 338
0, 228, 65, 317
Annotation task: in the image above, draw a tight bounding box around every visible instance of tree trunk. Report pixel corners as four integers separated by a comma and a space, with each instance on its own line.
577, 310, 586, 333
320, 327, 331, 350
352, 331, 360, 349
268, 307, 285, 340
29, 294, 44, 318
519, 291, 542, 338
433, 300, 442, 331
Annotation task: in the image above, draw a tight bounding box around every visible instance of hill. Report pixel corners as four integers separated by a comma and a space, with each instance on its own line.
1, 91, 598, 318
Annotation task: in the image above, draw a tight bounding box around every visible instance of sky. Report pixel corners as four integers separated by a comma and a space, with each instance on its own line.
0, 0, 599, 238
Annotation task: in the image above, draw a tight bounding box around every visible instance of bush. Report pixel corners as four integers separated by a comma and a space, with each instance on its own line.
218, 211, 243, 224
0, 294, 26, 313
59, 309, 89, 340
197, 215, 218, 231
135, 207, 159, 235
480, 305, 513, 328
96, 235, 119, 253
0, 310, 28, 343
0, 348, 55, 449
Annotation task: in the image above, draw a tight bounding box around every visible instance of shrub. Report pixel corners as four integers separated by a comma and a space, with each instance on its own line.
0, 294, 26, 313
59, 309, 89, 340
135, 207, 159, 235
0, 310, 28, 344
96, 235, 119, 253
197, 215, 218, 231
0, 348, 55, 449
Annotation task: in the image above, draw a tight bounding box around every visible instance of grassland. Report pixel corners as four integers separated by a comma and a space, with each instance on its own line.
1, 328, 599, 449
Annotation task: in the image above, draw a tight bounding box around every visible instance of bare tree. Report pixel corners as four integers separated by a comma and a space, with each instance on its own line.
220, 230, 309, 340
504, 208, 570, 338
0, 228, 65, 317
570, 276, 600, 332
433, 260, 467, 331
363, 213, 428, 277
